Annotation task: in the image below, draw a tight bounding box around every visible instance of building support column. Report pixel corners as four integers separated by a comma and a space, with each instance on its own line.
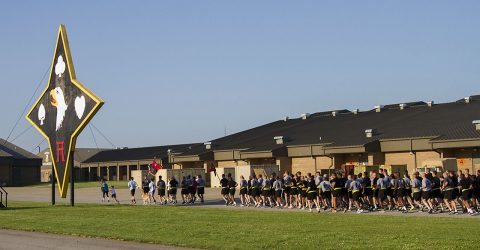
117, 164, 120, 181
127, 165, 130, 180
97, 165, 100, 181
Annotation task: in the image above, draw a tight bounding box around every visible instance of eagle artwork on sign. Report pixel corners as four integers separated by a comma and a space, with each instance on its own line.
26, 25, 104, 198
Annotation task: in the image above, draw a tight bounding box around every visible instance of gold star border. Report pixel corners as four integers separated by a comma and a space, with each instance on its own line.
26, 25, 104, 198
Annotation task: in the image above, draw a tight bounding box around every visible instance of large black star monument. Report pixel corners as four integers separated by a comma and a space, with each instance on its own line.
26, 25, 104, 202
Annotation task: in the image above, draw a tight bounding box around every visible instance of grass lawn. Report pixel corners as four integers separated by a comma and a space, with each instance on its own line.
25, 181, 128, 189
1, 201, 479, 249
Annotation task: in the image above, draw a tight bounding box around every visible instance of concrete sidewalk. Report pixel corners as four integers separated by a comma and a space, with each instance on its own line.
0, 229, 195, 250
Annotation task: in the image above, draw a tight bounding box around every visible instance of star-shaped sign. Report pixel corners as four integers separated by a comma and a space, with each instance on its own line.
26, 25, 104, 198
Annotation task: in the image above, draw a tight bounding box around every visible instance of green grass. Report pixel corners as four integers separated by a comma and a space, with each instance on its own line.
26, 181, 128, 189
1, 201, 479, 249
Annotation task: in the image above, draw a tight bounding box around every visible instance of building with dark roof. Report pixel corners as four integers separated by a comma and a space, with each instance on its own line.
170, 96, 480, 176
78, 143, 201, 181
0, 139, 42, 186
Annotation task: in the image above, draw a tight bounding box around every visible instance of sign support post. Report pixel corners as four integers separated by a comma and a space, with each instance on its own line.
51, 165, 55, 205
70, 152, 74, 206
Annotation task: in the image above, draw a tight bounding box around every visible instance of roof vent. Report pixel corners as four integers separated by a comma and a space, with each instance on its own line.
464, 97, 471, 104
374, 105, 384, 112
331, 111, 337, 117
353, 109, 359, 115
399, 103, 406, 110
365, 129, 375, 138
204, 142, 212, 150
274, 136, 285, 145
427, 101, 434, 107
301, 113, 310, 120
473, 120, 480, 130
283, 116, 289, 122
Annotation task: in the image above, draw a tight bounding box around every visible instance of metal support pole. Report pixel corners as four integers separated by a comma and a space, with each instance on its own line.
51, 165, 55, 205
70, 152, 74, 206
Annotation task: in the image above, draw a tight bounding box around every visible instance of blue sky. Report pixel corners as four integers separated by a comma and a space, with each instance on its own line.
1, 1, 480, 151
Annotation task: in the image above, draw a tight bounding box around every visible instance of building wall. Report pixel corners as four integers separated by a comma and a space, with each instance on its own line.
0, 165, 11, 185
217, 160, 248, 168
275, 157, 292, 174
384, 151, 441, 173
291, 157, 315, 174
384, 152, 415, 172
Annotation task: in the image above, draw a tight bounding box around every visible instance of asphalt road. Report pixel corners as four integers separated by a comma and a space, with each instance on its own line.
5, 186, 480, 218
0, 229, 194, 250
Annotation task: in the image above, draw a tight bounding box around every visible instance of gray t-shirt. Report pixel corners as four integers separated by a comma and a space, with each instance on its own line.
320, 180, 331, 191
315, 175, 323, 186
197, 178, 205, 187
239, 179, 247, 188
283, 175, 292, 186
422, 178, 432, 191
273, 180, 282, 190
263, 178, 271, 188
350, 180, 360, 191
403, 177, 411, 188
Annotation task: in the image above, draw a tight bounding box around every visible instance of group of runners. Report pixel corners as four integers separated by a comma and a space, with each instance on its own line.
126, 175, 206, 205
115, 168, 480, 216
219, 169, 480, 215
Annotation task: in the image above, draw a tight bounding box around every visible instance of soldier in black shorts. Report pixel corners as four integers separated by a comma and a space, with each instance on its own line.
168, 176, 178, 204
306, 176, 320, 212
227, 175, 238, 206
443, 171, 457, 214
459, 173, 477, 215
157, 176, 166, 205
290, 174, 299, 208
330, 173, 341, 213
220, 174, 229, 206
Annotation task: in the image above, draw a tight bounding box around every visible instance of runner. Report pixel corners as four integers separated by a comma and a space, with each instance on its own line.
101, 179, 109, 202
261, 176, 273, 208
431, 171, 443, 212
157, 175, 166, 205
283, 171, 292, 208
187, 175, 195, 203
315, 172, 323, 209
127, 177, 137, 205
273, 175, 283, 208
421, 172, 434, 213
298, 175, 308, 210
180, 176, 188, 204
393, 172, 407, 213
110, 185, 119, 204
443, 171, 458, 214
371, 171, 379, 210
251, 175, 260, 207
320, 174, 331, 210
411, 172, 423, 211
459, 173, 477, 215
362, 171, 374, 211
377, 173, 387, 210
330, 173, 340, 213
220, 174, 229, 206
239, 175, 248, 206
306, 174, 320, 213
148, 177, 156, 204
228, 174, 237, 206
403, 172, 414, 211
290, 174, 299, 209
196, 175, 205, 203
350, 175, 363, 213
168, 176, 178, 204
